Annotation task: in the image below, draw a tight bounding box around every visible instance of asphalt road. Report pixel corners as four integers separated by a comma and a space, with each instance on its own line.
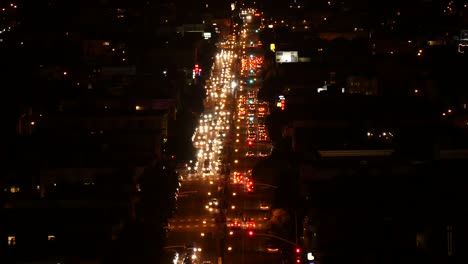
163, 14, 280, 264
166, 175, 223, 263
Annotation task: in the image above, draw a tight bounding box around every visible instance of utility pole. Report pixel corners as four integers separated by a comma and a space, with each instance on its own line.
295, 209, 298, 245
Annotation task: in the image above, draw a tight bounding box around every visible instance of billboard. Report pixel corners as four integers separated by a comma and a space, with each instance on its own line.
203, 32, 212, 39
275, 51, 299, 63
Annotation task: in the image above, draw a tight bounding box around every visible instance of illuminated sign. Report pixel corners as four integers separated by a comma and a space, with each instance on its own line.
270, 43, 276, 52
459, 43, 467, 54
276, 51, 299, 63
203, 32, 212, 39
459, 30, 468, 53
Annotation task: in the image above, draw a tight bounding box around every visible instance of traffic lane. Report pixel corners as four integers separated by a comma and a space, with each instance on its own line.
176, 184, 222, 218
179, 174, 221, 194
227, 207, 271, 230
224, 252, 282, 264
165, 42, 234, 262
167, 229, 217, 251
233, 135, 271, 156
228, 184, 274, 202
179, 176, 211, 191
165, 229, 218, 264
172, 176, 223, 232
167, 194, 221, 261
224, 233, 283, 264
231, 158, 260, 171
230, 190, 275, 212
167, 170, 230, 250
177, 178, 212, 201
168, 182, 219, 252
226, 191, 271, 225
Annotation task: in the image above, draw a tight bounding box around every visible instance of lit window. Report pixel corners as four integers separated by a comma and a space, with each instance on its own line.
8, 236, 16, 246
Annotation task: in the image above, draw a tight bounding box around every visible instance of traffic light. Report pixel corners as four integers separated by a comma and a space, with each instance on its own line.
295, 247, 301, 254
249, 79, 254, 84
248, 230, 254, 236
248, 141, 253, 146
294, 246, 302, 263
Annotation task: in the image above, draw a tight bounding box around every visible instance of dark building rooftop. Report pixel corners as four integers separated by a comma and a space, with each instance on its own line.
284, 94, 440, 121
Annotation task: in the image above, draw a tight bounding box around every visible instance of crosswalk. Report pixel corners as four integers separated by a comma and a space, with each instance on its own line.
170, 217, 265, 223
169, 223, 264, 229
180, 176, 221, 182
168, 217, 265, 229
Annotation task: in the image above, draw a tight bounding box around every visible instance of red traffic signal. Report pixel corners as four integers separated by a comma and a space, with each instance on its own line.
248, 141, 253, 146
295, 247, 301, 254
295, 256, 301, 263
248, 230, 254, 236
